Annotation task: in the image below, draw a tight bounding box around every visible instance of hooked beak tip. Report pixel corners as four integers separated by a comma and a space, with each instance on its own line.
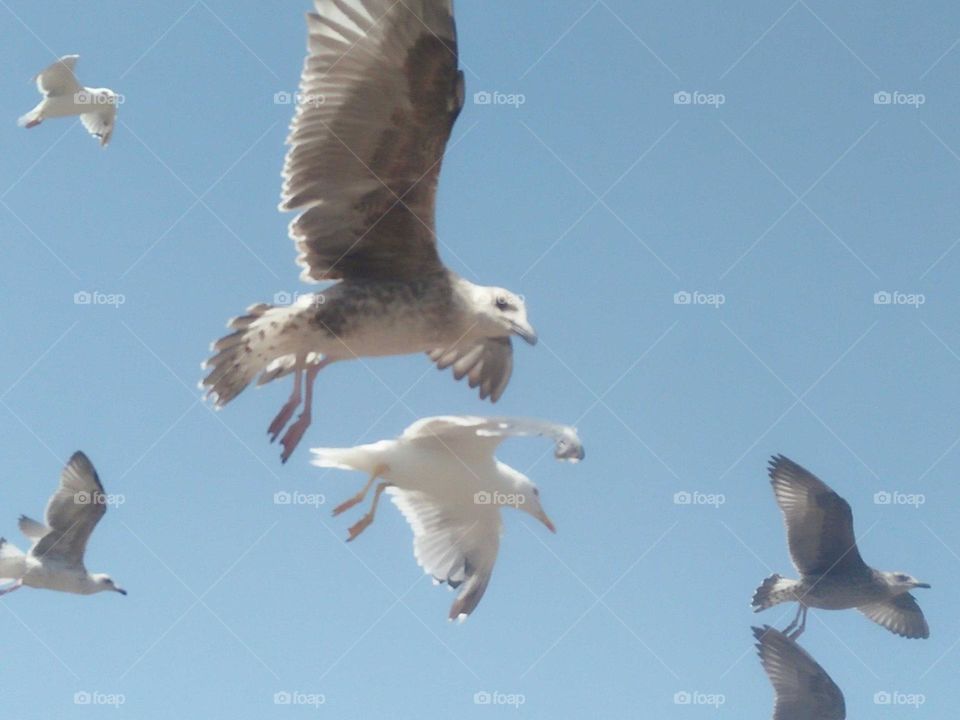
512, 322, 538, 346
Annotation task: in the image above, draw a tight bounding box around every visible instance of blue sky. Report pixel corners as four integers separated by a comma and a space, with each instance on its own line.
1, 0, 959, 717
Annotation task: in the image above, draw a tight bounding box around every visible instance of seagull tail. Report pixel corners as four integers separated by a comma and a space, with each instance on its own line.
202, 302, 300, 407
17, 106, 42, 128
310, 447, 372, 473
0, 538, 26, 579
751, 573, 798, 611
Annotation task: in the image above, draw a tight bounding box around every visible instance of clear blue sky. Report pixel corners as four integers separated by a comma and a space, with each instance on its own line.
1, 1, 959, 717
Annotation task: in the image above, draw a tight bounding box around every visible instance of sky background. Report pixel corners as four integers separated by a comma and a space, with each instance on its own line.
1, 0, 959, 717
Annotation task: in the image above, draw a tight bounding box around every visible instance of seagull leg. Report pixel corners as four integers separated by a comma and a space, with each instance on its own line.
24, 119, 41, 129
333, 464, 389, 517
782, 604, 804, 636
279, 360, 327, 463
787, 606, 808, 640
0, 579, 23, 596
268, 364, 303, 442
346, 482, 392, 542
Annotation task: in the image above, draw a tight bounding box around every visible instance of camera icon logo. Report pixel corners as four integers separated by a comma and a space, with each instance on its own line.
473, 491, 492, 505
674, 291, 692, 305
674, 691, 692, 704
274, 491, 292, 505
874, 691, 892, 705
874, 290, 892, 305
74, 691, 91, 705
673, 491, 692, 505
473, 91, 492, 105
75, 491, 92, 505
874, 491, 892, 505
873, 91, 892, 105
274, 691, 292, 705
673, 91, 692, 105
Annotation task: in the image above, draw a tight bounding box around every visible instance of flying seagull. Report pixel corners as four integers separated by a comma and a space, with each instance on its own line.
753, 625, 846, 720
202, 0, 536, 462
311, 416, 583, 620
0, 452, 126, 597
752, 454, 929, 639
18, 55, 118, 146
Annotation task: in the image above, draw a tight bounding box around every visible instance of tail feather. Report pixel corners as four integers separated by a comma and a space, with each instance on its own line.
752, 573, 798, 611
310, 447, 379, 473
0, 538, 26, 580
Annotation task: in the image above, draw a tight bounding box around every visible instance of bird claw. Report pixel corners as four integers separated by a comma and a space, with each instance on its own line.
332, 495, 362, 517
279, 413, 311, 463
346, 516, 372, 542
268, 400, 300, 442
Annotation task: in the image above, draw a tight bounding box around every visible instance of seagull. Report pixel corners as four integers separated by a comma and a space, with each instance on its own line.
18, 55, 118, 146
311, 416, 584, 620
202, 0, 537, 463
0, 452, 126, 598
752, 454, 929, 639
753, 625, 846, 720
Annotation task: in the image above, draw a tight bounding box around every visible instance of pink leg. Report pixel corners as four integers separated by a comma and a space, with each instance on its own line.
24, 119, 41, 129
268, 367, 303, 442
0, 579, 23, 596
279, 361, 325, 463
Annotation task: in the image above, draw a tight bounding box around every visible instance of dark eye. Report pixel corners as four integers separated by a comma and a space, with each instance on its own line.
533, 488, 540, 497
495, 297, 509, 311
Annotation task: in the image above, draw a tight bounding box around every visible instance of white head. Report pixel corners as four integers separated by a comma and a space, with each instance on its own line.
89, 573, 127, 596
471, 286, 537, 346
498, 464, 555, 533
881, 571, 930, 595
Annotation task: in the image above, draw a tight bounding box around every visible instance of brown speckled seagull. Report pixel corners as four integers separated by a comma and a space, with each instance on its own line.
202, 0, 536, 462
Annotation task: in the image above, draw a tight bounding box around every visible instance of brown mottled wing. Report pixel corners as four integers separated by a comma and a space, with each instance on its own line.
387, 488, 501, 620
753, 626, 846, 720
31, 452, 106, 566
428, 337, 514, 402
282, 0, 463, 282
858, 593, 929, 639
768, 455, 869, 578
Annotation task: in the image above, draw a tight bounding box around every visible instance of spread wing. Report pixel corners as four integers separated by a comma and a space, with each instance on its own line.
428, 337, 514, 402
753, 626, 846, 720
388, 488, 501, 620
30, 452, 106, 566
403, 415, 585, 461
34, 55, 80, 96
768, 455, 869, 578
282, 0, 463, 282
858, 593, 929, 639
80, 103, 116, 147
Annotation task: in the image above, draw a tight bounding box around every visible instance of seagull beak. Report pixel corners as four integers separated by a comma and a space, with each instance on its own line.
537, 510, 556, 534
510, 320, 538, 346
914, 582, 931, 589
115, 587, 128, 595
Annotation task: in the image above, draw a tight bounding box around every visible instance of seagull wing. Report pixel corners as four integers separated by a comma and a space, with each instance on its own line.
80, 103, 116, 147
30, 452, 107, 566
388, 487, 501, 620
283, 0, 463, 282
18, 515, 50, 542
34, 55, 81, 96
768, 455, 869, 578
753, 625, 846, 720
428, 337, 514, 403
858, 593, 929, 639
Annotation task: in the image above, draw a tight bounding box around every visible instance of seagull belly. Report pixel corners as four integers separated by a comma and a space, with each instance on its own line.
800, 574, 884, 609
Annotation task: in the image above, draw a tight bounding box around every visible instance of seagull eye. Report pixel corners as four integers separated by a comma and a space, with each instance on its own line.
495, 297, 510, 311
533, 488, 540, 497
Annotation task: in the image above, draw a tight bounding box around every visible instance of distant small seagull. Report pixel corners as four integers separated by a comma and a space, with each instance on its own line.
0, 452, 126, 597
752, 625, 845, 720
311, 416, 584, 620
18, 55, 118, 146
202, 0, 537, 463
752, 454, 929, 639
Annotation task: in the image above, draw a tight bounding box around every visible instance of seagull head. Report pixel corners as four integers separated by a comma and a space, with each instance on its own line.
882, 571, 930, 594
499, 465, 555, 533
90, 573, 127, 596
553, 427, 585, 463
476, 286, 537, 346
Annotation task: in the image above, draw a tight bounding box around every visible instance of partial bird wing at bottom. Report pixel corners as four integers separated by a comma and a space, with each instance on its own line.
428, 337, 513, 402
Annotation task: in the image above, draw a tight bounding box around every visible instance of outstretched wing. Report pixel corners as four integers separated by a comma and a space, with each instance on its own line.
34, 55, 80, 96
283, 0, 463, 282
428, 337, 514, 403
768, 455, 869, 578
80, 103, 116, 147
753, 625, 846, 720
858, 593, 929, 639
388, 487, 501, 620
31, 452, 107, 566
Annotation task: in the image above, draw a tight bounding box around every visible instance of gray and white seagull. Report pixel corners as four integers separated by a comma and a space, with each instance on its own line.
202, 0, 536, 462
753, 625, 846, 720
752, 454, 930, 639
0, 452, 126, 598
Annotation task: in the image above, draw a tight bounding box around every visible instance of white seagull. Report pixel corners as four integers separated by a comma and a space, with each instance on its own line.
753, 625, 846, 720
203, 0, 537, 463
311, 416, 584, 620
0, 452, 126, 597
752, 455, 930, 639
18, 55, 118, 147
